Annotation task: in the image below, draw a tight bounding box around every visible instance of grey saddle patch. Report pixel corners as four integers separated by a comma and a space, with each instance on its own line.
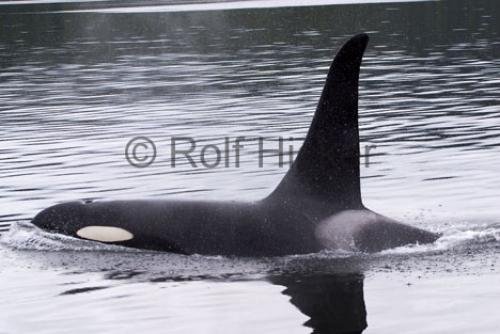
315, 210, 437, 253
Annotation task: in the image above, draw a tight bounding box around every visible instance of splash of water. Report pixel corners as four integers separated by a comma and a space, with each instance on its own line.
2, 221, 498, 256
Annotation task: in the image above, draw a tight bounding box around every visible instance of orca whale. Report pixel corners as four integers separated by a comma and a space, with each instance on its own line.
31, 33, 439, 256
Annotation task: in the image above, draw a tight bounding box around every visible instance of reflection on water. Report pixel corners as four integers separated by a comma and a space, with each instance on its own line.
1, 0, 500, 333
271, 273, 366, 334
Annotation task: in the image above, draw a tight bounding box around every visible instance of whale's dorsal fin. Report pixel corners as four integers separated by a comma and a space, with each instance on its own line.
270, 34, 368, 210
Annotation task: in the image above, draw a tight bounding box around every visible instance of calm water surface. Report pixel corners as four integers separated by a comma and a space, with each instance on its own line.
0, 0, 499, 333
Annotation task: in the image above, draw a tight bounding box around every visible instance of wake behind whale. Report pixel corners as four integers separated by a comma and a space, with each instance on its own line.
31, 33, 439, 256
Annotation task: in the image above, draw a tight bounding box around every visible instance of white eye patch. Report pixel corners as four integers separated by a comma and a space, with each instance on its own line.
76, 226, 133, 242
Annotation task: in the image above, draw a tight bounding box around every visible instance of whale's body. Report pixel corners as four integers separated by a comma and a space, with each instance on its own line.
32, 34, 439, 255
